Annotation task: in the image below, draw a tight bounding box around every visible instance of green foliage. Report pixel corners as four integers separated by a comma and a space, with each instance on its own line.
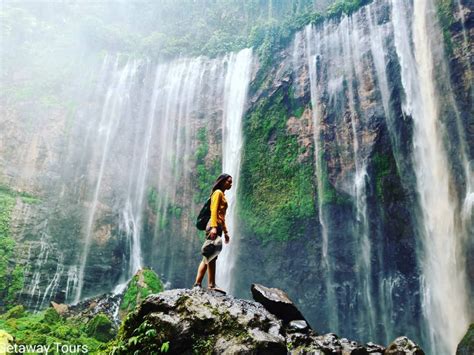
147, 187, 184, 231
240, 90, 316, 242
111, 319, 170, 354
194, 127, 222, 204
42, 308, 61, 324
435, 0, 455, 55
192, 336, 214, 355
0, 307, 105, 354
143, 269, 164, 294
457, 324, 474, 354
86, 313, 115, 342
326, 0, 371, 18
120, 269, 163, 313
0, 186, 29, 310
370, 151, 404, 202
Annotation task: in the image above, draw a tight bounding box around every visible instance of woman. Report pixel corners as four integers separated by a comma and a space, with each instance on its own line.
194, 173, 232, 293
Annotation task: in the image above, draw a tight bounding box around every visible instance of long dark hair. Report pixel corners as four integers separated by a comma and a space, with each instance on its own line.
211, 173, 232, 193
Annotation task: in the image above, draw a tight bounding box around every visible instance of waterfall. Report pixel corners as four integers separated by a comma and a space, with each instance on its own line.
302, 24, 339, 331
216, 48, 253, 293
74, 57, 138, 303
392, 0, 470, 353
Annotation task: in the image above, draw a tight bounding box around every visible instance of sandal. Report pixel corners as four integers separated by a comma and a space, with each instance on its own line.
208, 285, 226, 294
193, 283, 202, 289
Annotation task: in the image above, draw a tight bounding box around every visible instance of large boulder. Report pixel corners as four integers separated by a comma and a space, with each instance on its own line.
113, 287, 424, 354
251, 283, 309, 325
115, 288, 287, 354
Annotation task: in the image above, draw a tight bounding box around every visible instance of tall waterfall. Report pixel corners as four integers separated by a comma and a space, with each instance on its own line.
59, 49, 253, 303
216, 48, 253, 293
75, 57, 139, 303
291, 0, 473, 352
392, 0, 470, 353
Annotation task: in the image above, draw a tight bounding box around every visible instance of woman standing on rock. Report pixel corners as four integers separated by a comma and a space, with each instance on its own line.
194, 173, 232, 293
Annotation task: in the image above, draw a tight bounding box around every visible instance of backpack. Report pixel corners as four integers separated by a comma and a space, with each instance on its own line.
196, 197, 211, 230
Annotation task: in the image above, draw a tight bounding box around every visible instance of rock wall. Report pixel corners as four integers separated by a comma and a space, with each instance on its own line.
235, 0, 473, 353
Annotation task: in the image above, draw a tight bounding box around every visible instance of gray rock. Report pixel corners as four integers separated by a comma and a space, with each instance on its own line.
385, 336, 425, 355
288, 320, 310, 333
251, 283, 309, 325
117, 288, 288, 354
115, 288, 424, 355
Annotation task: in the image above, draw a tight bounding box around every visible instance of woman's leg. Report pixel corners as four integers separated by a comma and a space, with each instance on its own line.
208, 258, 216, 287
194, 260, 207, 286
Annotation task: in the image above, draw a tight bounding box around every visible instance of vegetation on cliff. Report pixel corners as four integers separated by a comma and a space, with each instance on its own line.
0, 186, 40, 311
239, 90, 317, 242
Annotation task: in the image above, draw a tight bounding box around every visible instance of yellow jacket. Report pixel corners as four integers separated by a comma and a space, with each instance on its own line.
209, 189, 228, 234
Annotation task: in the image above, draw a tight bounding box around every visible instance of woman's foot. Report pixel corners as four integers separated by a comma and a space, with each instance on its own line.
208, 285, 226, 294
193, 283, 202, 289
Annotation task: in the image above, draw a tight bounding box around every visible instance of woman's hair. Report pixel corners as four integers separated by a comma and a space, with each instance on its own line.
211, 173, 232, 193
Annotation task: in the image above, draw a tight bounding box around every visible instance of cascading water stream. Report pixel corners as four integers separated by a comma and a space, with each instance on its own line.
303, 24, 339, 331
74, 59, 138, 303
216, 48, 253, 293
341, 14, 377, 339
392, 0, 470, 353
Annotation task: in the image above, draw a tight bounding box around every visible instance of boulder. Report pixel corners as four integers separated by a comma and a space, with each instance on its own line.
113, 287, 423, 354
50, 301, 68, 316
385, 336, 425, 355
116, 288, 287, 354
251, 283, 308, 325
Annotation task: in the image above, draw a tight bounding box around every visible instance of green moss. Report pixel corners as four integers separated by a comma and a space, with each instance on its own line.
326, 0, 372, 19
457, 324, 474, 354
371, 152, 398, 201
86, 313, 115, 342
143, 269, 164, 293
120, 269, 164, 313
435, 0, 455, 56
194, 128, 222, 204
240, 90, 316, 243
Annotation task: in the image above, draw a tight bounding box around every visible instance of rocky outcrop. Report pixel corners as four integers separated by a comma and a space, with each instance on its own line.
251, 283, 309, 325
457, 324, 474, 355
115, 287, 422, 354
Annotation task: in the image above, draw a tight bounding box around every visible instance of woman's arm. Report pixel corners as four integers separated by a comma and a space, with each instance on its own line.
209, 190, 222, 228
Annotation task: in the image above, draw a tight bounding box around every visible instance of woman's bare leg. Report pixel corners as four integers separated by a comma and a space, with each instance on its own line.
208, 259, 216, 287
194, 260, 207, 286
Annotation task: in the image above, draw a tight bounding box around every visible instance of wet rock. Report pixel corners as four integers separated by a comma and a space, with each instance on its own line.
385, 336, 424, 355
457, 324, 474, 355
50, 301, 68, 316
366, 342, 385, 354
287, 320, 310, 333
251, 283, 308, 325
115, 287, 421, 354
116, 288, 287, 354
65, 293, 122, 325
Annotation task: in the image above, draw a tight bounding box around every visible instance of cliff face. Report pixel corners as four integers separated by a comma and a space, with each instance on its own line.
0, 54, 252, 308
0, 0, 472, 354
236, 0, 473, 353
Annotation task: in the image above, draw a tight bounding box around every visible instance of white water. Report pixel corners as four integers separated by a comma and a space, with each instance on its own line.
216, 48, 253, 293
303, 24, 339, 331
74, 58, 138, 303
392, 0, 470, 353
